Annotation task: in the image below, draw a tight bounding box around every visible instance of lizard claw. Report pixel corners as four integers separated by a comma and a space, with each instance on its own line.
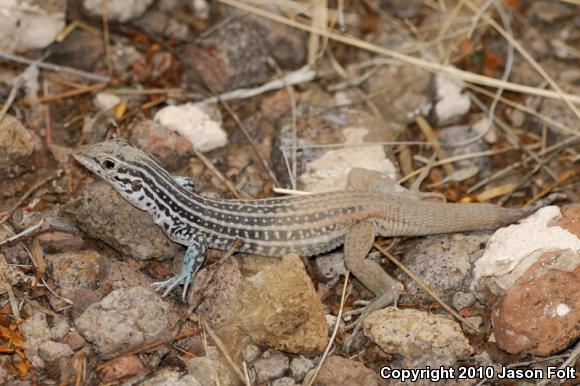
152, 273, 193, 301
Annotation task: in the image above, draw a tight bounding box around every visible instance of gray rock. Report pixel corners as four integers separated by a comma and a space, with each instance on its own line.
181, 18, 270, 93
83, 0, 153, 22
251, 15, 307, 68
20, 313, 71, 369
314, 253, 347, 280
0, 114, 39, 178
185, 355, 240, 386
75, 287, 179, 357
49, 317, 70, 341
290, 356, 314, 381
38, 341, 73, 362
439, 125, 491, 171
396, 232, 491, 305
379, 0, 422, 19
271, 377, 297, 386
75, 181, 181, 261
254, 352, 289, 383
140, 370, 202, 386
452, 291, 476, 310
363, 307, 473, 360
241, 342, 261, 364
20, 313, 52, 369
0, 365, 6, 384
133, 9, 190, 41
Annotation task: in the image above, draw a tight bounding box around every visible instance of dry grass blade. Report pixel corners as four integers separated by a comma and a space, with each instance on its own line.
305, 272, 350, 386
218, 0, 580, 106
463, 0, 580, 122
466, 83, 575, 138
415, 116, 454, 176
308, 0, 328, 65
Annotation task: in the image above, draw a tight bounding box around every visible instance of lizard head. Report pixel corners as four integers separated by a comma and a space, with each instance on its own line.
73, 139, 169, 212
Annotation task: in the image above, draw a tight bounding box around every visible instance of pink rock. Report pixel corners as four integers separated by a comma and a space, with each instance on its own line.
492, 250, 580, 356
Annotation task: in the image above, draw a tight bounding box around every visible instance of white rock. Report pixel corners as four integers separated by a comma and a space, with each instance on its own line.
472, 206, 580, 297
94, 92, 121, 111
472, 116, 498, 143
83, 0, 154, 22
363, 307, 473, 360
191, 0, 210, 20
0, 0, 66, 52
299, 127, 397, 193
434, 73, 471, 125
154, 103, 227, 152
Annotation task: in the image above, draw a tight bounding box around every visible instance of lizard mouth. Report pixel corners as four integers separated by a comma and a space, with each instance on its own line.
72, 145, 99, 172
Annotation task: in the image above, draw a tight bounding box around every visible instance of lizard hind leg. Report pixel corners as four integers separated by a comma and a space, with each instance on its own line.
343, 221, 402, 351
344, 221, 401, 303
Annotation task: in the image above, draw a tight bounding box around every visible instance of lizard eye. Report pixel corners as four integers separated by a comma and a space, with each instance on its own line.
103, 159, 116, 170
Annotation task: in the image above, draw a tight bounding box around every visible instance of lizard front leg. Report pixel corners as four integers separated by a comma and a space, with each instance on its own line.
173, 176, 196, 192
152, 231, 207, 300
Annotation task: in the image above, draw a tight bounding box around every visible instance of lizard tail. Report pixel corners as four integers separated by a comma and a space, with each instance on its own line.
499, 193, 565, 227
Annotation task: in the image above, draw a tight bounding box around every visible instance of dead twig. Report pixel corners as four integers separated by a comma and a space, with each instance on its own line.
217, 99, 282, 188
0, 171, 63, 224
0, 51, 110, 83
467, 137, 577, 194
374, 243, 481, 333
202, 320, 247, 384
38, 83, 107, 103
535, 339, 580, 386
101, 0, 114, 77
192, 147, 245, 199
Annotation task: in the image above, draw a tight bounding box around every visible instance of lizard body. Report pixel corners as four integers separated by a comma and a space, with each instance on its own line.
73, 139, 547, 300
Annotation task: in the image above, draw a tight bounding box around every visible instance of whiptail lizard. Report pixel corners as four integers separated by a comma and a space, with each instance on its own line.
73, 139, 556, 306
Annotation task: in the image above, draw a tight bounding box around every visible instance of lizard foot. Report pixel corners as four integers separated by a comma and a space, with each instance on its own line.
343, 291, 399, 353
152, 273, 193, 301
152, 243, 206, 301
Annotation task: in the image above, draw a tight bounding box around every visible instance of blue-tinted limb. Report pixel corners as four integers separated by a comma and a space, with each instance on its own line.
173, 176, 195, 192
152, 236, 208, 300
